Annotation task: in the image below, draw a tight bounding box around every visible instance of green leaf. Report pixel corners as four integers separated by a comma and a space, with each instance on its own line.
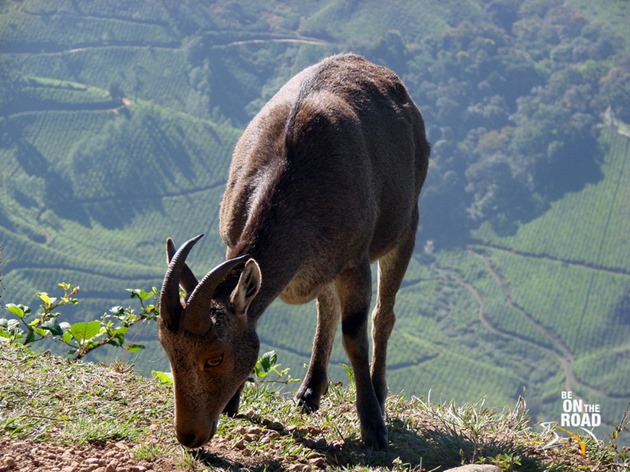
38, 292, 50, 305
110, 332, 126, 346
127, 289, 154, 301
0, 318, 20, 332
25, 330, 35, 345
109, 306, 126, 316
341, 363, 355, 384
152, 370, 173, 386
0, 318, 23, 341
253, 351, 278, 378
68, 320, 102, 343
254, 363, 266, 378
41, 318, 63, 336
125, 343, 145, 353
6, 304, 29, 318
33, 327, 48, 338
62, 331, 73, 344
38, 292, 56, 307
107, 336, 124, 347
260, 350, 277, 372
143, 304, 157, 313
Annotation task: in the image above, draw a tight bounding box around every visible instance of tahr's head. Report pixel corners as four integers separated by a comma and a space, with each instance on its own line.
158, 235, 261, 448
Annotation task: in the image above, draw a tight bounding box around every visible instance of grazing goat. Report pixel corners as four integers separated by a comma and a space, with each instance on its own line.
159, 53, 430, 450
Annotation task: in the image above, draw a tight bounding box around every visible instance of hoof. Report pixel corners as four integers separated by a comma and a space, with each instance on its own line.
361, 418, 389, 451
295, 386, 321, 413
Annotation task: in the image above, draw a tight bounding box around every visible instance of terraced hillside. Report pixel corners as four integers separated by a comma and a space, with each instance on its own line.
466, 129, 630, 422
1, 0, 628, 446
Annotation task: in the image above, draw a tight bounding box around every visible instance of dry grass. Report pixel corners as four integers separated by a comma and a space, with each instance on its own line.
0, 344, 627, 471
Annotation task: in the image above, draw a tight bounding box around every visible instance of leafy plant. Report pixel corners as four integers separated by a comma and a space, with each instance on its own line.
341, 363, 355, 386
151, 370, 173, 386
0, 283, 159, 359
1, 283, 80, 345
250, 350, 297, 385
482, 452, 522, 471
595, 406, 630, 471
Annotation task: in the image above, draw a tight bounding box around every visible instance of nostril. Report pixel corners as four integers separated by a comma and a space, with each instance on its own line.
177, 433, 198, 448
175, 424, 216, 448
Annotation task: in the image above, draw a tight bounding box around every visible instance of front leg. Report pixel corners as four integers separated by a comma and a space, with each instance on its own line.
337, 260, 388, 451
296, 283, 341, 412
223, 382, 245, 417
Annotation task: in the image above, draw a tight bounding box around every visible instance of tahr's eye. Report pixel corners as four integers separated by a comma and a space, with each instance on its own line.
204, 353, 224, 369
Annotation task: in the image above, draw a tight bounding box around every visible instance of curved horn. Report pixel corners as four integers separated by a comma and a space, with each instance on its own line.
166, 238, 199, 297
183, 254, 250, 332
160, 234, 204, 329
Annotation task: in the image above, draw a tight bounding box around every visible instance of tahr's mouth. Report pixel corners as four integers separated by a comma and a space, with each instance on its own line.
177, 419, 219, 449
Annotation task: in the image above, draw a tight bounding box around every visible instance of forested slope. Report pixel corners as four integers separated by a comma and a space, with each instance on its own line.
1, 0, 628, 444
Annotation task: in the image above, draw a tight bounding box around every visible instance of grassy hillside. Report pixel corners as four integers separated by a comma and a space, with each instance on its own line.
2, 345, 628, 471
1, 0, 629, 453
464, 128, 630, 427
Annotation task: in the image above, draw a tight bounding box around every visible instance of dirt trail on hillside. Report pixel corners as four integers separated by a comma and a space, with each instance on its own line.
468, 249, 576, 391
435, 267, 496, 335
217, 36, 331, 48
7, 33, 330, 56
472, 242, 630, 277
465, 248, 611, 399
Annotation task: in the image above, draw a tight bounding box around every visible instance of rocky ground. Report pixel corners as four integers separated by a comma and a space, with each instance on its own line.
0, 438, 506, 472
0, 438, 167, 472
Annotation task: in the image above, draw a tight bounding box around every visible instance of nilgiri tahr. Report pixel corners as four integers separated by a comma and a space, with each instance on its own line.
158, 53, 430, 450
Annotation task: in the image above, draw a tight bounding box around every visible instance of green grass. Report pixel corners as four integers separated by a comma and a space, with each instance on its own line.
463, 128, 630, 433
2, 344, 627, 471
0, 346, 168, 445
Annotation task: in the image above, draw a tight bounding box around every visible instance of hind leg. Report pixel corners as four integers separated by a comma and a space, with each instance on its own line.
296, 282, 340, 412
371, 210, 418, 411
337, 258, 388, 450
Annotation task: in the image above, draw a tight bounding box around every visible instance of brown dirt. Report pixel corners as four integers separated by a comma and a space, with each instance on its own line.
0, 439, 178, 472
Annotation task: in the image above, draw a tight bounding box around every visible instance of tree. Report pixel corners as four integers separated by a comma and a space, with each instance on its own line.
0, 61, 21, 115
108, 83, 124, 100
601, 56, 630, 123
365, 30, 408, 71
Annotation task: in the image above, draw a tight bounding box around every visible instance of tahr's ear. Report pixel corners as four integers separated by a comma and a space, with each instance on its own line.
230, 259, 261, 317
